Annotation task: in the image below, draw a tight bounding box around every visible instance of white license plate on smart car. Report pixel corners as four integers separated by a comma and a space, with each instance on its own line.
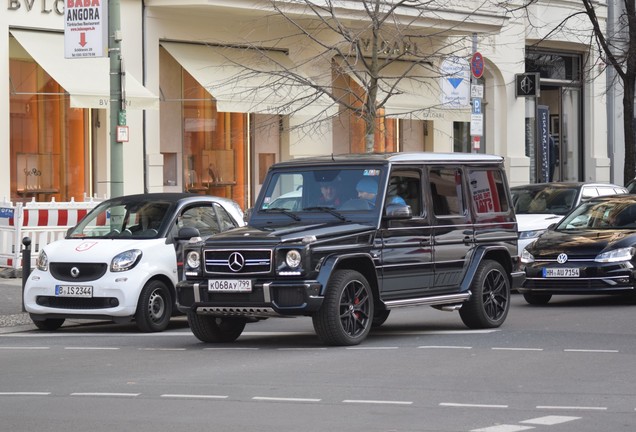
208, 279, 252, 292
543, 268, 580, 278
55, 285, 93, 297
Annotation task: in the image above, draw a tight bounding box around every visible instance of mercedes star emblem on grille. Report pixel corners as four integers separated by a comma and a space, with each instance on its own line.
70, 266, 80, 278
556, 253, 568, 264
228, 252, 245, 272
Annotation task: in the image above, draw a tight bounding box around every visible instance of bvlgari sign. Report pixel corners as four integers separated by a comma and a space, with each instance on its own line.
64, 0, 108, 58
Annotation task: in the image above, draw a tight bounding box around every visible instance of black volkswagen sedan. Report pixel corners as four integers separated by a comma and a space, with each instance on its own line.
519, 194, 636, 305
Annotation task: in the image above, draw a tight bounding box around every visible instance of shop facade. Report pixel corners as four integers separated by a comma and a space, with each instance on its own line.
1, 1, 613, 212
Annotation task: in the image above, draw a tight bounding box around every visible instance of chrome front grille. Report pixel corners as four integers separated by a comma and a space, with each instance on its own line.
204, 249, 272, 275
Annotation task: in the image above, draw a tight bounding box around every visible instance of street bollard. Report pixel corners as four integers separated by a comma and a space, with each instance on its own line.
21, 237, 31, 313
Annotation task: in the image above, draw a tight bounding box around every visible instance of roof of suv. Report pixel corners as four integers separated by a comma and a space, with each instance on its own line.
272, 152, 504, 168
511, 182, 624, 191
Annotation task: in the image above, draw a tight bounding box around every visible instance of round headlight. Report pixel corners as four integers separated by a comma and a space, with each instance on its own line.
285, 249, 302, 269
186, 251, 201, 269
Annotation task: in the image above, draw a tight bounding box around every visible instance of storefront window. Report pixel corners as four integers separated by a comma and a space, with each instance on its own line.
180, 71, 247, 208
525, 49, 582, 182
332, 72, 397, 153
9, 58, 88, 203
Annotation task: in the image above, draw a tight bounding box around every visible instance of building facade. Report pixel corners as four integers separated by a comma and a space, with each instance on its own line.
1, 0, 613, 211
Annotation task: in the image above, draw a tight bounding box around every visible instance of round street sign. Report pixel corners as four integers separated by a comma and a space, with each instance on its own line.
471, 52, 484, 79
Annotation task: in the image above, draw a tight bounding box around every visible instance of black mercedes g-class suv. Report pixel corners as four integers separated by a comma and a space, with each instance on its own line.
176, 153, 523, 345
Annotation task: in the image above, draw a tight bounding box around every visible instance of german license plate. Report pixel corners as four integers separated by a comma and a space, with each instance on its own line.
208, 279, 252, 292
55, 285, 93, 297
543, 268, 580, 278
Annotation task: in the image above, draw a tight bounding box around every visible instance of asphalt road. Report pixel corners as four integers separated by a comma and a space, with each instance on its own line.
1, 291, 635, 432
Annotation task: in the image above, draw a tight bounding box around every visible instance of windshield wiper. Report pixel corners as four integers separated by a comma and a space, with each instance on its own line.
263, 207, 301, 221
303, 206, 347, 221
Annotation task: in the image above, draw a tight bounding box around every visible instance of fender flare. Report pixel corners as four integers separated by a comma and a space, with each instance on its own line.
460, 245, 512, 293
316, 253, 377, 296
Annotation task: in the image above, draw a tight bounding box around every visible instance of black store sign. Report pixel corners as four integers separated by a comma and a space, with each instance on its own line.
515, 73, 540, 97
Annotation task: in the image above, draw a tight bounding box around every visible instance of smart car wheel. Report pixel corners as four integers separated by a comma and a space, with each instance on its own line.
459, 260, 510, 329
32, 318, 65, 331
187, 313, 246, 343
523, 293, 552, 305
312, 269, 374, 346
135, 280, 172, 332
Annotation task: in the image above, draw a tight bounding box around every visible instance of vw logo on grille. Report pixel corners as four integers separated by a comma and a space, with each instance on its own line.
556, 253, 568, 264
70, 267, 81, 278
228, 252, 245, 272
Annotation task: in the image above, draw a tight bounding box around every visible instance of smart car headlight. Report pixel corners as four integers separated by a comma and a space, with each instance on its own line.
595, 247, 635, 263
36, 250, 48, 271
111, 249, 142, 272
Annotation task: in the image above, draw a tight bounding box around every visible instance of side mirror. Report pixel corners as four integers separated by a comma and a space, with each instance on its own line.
547, 223, 557, 230
384, 203, 412, 219
176, 226, 201, 240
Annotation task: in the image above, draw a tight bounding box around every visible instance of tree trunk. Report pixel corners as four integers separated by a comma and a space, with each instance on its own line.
623, 77, 636, 185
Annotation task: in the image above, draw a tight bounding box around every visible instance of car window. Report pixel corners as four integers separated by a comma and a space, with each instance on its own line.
596, 186, 620, 196
179, 206, 220, 237
387, 170, 422, 215
429, 167, 464, 217
468, 169, 510, 214
214, 202, 239, 231
512, 186, 578, 215
581, 187, 598, 200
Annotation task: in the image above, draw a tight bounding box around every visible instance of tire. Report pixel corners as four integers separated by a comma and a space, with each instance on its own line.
312, 269, 374, 346
187, 312, 246, 343
32, 318, 65, 331
523, 292, 552, 305
135, 279, 173, 332
459, 260, 510, 329
372, 309, 390, 328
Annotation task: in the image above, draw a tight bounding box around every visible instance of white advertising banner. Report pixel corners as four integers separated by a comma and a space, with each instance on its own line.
64, 0, 108, 58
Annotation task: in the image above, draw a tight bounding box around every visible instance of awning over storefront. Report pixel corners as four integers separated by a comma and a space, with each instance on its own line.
337, 58, 470, 121
161, 42, 335, 116
10, 30, 159, 110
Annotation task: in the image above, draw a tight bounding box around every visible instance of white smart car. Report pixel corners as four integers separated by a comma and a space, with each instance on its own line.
24, 193, 244, 332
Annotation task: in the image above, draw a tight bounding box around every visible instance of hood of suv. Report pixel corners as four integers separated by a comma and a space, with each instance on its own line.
202, 222, 376, 246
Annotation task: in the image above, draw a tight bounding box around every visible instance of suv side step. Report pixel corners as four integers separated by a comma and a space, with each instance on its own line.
383, 292, 471, 310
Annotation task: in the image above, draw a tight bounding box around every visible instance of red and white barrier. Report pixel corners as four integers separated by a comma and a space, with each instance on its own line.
0, 196, 104, 271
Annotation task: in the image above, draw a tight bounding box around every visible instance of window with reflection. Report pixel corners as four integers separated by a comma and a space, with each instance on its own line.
9, 54, 88, 202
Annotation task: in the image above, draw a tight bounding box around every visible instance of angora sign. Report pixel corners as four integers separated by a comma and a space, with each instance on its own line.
64, 0, 108, 58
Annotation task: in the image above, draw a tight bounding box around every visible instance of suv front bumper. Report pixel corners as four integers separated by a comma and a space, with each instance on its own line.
176, 279, 324, 317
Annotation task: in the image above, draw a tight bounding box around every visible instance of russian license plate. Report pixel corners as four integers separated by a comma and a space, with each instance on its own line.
543, 268, 580, 278
55, 285, 93, 297
208, 279, 252, 292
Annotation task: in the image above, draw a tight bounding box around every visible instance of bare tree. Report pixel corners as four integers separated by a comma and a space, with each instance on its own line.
206, 0, 505, 153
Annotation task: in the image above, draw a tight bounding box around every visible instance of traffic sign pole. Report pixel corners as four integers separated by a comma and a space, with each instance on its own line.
109, 0, 124, 198
470, 34, 484, 153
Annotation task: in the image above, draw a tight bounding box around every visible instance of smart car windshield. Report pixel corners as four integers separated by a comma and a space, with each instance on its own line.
67, 199, 172, 239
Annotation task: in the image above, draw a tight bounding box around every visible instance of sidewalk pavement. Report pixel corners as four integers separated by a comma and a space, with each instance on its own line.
0, 270, 37, 333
